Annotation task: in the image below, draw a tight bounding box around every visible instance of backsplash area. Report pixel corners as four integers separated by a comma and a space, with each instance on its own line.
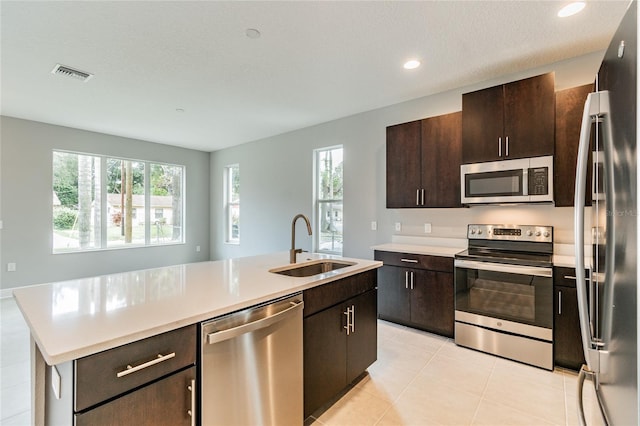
385, 206, 590, 245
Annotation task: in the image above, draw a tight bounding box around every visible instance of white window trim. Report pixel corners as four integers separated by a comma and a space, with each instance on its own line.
224, 164, 240, 244
313, 145, 343, 255
52, 150, 186, 253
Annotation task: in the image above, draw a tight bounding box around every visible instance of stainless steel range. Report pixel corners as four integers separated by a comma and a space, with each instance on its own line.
454, 224, 554, 370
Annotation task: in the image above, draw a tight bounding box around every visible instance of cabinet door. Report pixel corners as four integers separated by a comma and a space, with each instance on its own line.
377, 265, 411, 323
386, 120, 422, 207
75, 367, 195, 426
421, 112, 462, 207
409, 271, 454, 337
462, 85, 504, 163
303, 303, 347, 417
346, 290, 378, 384
554, 285, 587, 370
503, 73, 555, 159
554, 83, 595, 207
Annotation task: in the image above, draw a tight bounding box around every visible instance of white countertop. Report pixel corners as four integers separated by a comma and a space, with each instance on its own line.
372, 236, 468, 258
12, 252, 381, 366
372, 238, 591, 268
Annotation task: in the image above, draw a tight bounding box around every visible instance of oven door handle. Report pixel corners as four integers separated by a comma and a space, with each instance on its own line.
454, 259, 552, 278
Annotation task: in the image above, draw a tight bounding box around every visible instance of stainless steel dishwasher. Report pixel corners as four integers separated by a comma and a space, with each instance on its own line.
200, 293, 304, 426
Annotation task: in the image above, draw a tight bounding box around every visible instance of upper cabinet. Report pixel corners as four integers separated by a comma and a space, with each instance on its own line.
462, 73, 555, 163
554, 83, 595, 207
386, 112, 462, 208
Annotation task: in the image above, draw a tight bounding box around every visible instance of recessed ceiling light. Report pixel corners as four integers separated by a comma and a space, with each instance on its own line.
403, 60, 421, 70
558, 2, 586, 17
176, 108, 185, 113
246, 28, 261, 39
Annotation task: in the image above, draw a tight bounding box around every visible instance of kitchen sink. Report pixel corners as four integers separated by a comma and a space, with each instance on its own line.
269, 260, 355, 277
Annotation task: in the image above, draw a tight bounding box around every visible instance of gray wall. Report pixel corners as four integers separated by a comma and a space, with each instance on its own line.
0, 116, 210, 293
210, 52, 604, 261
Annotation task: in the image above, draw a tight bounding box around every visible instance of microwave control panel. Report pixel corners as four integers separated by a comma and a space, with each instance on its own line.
528, 167, 549, 195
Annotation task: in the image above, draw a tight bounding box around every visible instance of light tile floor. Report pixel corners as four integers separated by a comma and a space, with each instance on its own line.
1, 296, 605, 426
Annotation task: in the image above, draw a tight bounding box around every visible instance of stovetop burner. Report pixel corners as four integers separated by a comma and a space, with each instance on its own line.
455, 224, 554, 268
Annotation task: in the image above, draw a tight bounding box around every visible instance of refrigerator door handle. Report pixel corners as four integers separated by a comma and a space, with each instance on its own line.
574, 91, 611, 373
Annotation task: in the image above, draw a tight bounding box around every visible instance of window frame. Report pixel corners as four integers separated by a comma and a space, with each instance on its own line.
224, 164, 240, 244
52, 149, 186, 253
313, 145, 343, 255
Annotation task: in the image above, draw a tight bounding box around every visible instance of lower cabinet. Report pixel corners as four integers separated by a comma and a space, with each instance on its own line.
375, 251, 454, 337
44, 325, 197, 425
75, 367, 195, 426
554, 266, 587, 370
303, 271, 378, 418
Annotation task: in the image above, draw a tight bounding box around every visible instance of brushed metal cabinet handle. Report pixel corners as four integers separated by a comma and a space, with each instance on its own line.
558, 290, 562, 315
416, 189, 420, 206
350, 305, 355, 334
187, 378, 196, 426
498, 137, 502, 157
410, 271, 414, 290
421, 189, 425, 206
116, 352, 176, 378
401, 258, 418, 263
506, 136, 509, 157
343, 307, 351, 336
405, 271, 409, 289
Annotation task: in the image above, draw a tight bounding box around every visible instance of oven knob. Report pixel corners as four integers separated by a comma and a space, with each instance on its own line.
526, 230, 533, 237
544, 231, 550, 238
535, 231, 541, 237
470, 228, 476, 235
477, 229, 483, 235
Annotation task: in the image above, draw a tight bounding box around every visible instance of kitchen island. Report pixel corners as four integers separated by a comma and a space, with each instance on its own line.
12, 251, 382, 425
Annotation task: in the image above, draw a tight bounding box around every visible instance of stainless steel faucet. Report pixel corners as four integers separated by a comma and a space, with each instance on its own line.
290, 214, 312, 263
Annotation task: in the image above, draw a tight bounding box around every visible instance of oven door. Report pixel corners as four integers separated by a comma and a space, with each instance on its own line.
454, 259, 553, 339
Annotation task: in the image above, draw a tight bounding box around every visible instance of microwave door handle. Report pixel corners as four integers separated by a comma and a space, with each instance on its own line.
523, 168, 528, 196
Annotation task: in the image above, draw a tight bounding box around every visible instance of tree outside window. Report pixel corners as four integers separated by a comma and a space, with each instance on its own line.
52, 151, 184, 252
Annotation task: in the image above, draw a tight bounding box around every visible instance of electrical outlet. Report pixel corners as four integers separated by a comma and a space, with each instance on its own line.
7, 263, 16, 272
395, 222, 401, 232
196, 245, 201, 252
424, 223, 432, 233
371, 221, 377, 231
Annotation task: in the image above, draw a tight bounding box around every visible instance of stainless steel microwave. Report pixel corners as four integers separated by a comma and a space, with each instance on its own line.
460, 155, 554, 204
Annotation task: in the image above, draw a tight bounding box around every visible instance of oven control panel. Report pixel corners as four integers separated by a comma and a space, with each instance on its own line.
467, 224, 553, 243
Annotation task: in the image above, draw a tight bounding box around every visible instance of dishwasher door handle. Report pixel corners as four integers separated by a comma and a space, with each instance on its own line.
207, 299, 304, 345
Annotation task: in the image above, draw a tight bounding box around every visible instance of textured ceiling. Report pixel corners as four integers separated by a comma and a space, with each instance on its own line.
0, 1, 631, 152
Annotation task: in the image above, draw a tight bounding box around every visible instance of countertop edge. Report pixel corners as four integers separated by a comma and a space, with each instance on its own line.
14, 256, 382, 365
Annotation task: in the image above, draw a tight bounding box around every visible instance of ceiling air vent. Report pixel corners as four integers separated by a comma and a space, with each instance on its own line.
51, 64, 93, 82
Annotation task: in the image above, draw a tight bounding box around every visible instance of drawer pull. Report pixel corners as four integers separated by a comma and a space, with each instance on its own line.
188, 379, 196, 426
563, 275, 591, 282
400, 258, 418, 263
116, 352, 176, 378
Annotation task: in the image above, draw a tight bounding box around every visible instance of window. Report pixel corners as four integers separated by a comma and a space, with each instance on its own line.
224, 164, 240, 244
52, 150, 184, 253
315, 146, 343, 254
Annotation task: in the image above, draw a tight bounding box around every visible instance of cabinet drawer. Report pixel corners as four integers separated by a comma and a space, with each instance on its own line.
303, 270, 376, 317
75, 324, 196, 412
374, 251, 453, 273
75, 366, 195, 426
554, 266, 589, 288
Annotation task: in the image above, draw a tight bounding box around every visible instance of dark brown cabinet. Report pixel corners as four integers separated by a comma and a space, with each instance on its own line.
462, 73, 555, 163
554, 83, 595, 207
386, 112, 462, 208
554, 266, 587, 370
75, 367, 195, 426
45, 325, 197, 425
375, 251, 454, 337
303, 270, 377, 417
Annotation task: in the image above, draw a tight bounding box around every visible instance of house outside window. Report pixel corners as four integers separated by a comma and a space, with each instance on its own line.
225, 164, 240, 244
315, 146, 343, 254
52, 150, 184, 252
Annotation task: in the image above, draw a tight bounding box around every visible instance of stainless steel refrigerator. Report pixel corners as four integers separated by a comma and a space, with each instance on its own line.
574, 1, 637, 424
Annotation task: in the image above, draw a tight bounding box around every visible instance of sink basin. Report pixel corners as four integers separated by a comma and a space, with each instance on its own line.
269, 260, 356, 277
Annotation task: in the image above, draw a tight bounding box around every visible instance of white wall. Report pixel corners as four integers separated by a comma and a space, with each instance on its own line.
0, 117, 211, 293
210, 51, 604, 261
